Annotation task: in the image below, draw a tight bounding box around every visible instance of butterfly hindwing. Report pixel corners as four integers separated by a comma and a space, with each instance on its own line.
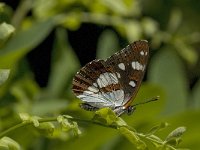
72, 60, 123, 108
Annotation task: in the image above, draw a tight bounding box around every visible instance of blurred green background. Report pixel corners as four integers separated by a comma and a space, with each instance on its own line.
0, 0, 200, 149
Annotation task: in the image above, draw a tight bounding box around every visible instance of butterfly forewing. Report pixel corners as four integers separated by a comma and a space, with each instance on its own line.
105, 40, 149, 107
72, 40, 149, 115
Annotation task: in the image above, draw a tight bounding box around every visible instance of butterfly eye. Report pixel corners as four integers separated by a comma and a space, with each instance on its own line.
126, 106, 136, 115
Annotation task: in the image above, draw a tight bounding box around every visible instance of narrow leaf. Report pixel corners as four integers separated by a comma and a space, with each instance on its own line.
96, 29, 119, 59
0, 22, 15, 47
148, 49, 188, 115
165, 127, 186, 141
0, 137, 20, 150
165, 126, 186, 146
0, 19, 55, 68
146, 122, 169, 136
0, 69, 10, 85
119, 127, 147, 149
93, 107, 118, 125
47, 27, 80, 97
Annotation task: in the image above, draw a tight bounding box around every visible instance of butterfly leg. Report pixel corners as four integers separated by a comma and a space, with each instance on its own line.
79, 103, 99, 111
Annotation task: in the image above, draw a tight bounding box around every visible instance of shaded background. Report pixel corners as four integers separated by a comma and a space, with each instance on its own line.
0, 0, 200, 149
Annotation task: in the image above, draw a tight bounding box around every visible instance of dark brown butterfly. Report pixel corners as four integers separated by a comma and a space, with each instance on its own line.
72, 40, 149, 116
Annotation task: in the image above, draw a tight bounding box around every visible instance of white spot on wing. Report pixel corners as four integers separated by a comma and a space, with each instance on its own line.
145, 51, 148, 55
109, 73, 118, 83
93, 83, 98, 87
129, 81, 136, 88
118, 63, 125, 70
88, 86, 99, 92
140, 51, 144, 55
132, 61, 136, 70
97, 74, 107, 88
116, 72, 121, 78
132, 61, 144, 71
96, 72, 118, 88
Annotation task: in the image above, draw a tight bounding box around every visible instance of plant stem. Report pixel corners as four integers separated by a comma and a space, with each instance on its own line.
0, 117, 57, 138
0, 116, 179, 150
12, 0, 33, 28
0, 122, 28, 138
0, 116, 118, 138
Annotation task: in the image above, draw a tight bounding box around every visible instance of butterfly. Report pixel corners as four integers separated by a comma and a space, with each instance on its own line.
72, 40, 149, 116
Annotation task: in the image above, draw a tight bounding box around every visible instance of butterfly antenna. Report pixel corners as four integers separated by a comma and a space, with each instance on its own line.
132, 96, 160, 107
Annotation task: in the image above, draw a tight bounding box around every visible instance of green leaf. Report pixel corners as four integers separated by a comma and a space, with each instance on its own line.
148, 48, 188, 115
71, 121, 82, 136
124, 20, 142, 42
19, 113, 31, 122
10, 76, 40, 103
61, 12, 81, 30
19, 113, 55, 136
58, 117, 73, 132
36, 122, 55, 136
165, 127, 186, 141
0, 22, 15, 47
167, 8, 182, 33
146, 122, 169, 136
115, 117, 128, 127
173, 39, 198, 65
0, 3, 5, 11
119, 127, 147, 149
96, 29, 119, 59
57, 115, 81, 136
142, 17, 158, 37
19, 113, 40, 127
0, 69, 10, 85
93, 107, 118, 125
30, 116, 40, 127
165, 127, 186, 146
101, 0, 130, 15
147, 134, 163, 145
0, 18, 55, 68
47, 27, 80, 97
0, 137, 20, 150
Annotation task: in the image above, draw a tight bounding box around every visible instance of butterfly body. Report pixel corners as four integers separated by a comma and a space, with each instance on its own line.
72, 40, 149, 116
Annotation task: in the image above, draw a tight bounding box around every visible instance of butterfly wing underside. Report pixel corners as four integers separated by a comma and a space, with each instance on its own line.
72, 59, 122, 108
72, 40, 149, 113
105, 40, 149, 108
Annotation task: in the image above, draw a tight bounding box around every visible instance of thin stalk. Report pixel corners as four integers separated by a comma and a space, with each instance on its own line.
0, 116, 117, 138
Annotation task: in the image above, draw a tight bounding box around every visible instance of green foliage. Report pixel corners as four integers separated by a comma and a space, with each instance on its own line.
96, 30, 119, 59
165, 127, 186, 146
0, 0, 200, 149
0, 69, 10, 85
0, 137, 20, 150
57, 115, 81, 136
148, 49, 188, 115
0, 19, 55, 68
0, 22, 15, 47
